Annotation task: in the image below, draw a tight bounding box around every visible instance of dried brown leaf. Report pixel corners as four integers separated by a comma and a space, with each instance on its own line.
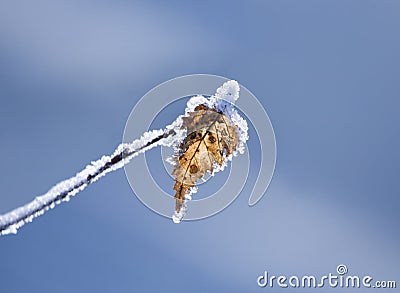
172, 104, 239, 213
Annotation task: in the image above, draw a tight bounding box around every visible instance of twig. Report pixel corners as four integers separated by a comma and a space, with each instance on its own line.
0, 129, 176, 235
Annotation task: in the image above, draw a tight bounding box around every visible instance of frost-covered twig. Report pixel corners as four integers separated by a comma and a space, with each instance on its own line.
0, 128, 178, 235
0, 80, 248, 235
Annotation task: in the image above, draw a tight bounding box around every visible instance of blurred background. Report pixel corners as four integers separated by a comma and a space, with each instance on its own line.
0, 1, 399, 292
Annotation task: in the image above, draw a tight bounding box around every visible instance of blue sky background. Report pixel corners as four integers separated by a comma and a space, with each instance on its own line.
0, 1, 399, 292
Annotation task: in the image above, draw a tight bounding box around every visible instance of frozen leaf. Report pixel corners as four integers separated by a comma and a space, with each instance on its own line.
172, 104, 239, 214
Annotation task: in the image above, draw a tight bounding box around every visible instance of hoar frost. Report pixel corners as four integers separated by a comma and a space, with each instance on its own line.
0, 80, 248, 235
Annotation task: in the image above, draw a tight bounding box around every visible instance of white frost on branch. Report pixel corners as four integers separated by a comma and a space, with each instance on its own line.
0, 80, 248, 235
0, 128, 177, 235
